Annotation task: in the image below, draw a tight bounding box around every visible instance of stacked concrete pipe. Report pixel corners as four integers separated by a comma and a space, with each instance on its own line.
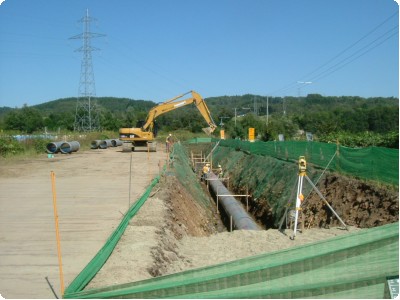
206, 172, 260, 230
60, 141, 80, 154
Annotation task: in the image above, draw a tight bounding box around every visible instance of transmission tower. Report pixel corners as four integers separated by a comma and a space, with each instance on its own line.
70, 9, 105, 132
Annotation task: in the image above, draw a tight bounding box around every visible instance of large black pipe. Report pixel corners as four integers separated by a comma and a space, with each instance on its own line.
207, 173, 260, 230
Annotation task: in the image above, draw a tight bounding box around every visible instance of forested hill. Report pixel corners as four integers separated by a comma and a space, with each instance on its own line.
32, 96, 156, 114
0, 94, 398, 148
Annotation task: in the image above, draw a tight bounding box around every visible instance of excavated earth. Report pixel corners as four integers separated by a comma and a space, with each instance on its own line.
86, 144, 398, 290
1, 143, 397, 297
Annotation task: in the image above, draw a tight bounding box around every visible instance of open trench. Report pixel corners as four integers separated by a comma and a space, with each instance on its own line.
187, 143, 399, 230
85, 143, 398, 290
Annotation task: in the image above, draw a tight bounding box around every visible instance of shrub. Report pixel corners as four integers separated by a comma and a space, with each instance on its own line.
0, 137, 24, 157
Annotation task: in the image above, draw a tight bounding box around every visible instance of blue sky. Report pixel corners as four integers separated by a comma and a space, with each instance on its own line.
0, 0, 398, 108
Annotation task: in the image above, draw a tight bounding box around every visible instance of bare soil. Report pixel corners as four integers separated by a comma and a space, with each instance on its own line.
304, 174, 399, 228
0, 143, 397, 298
86, 172, 359, 290
0, 147, 163, 298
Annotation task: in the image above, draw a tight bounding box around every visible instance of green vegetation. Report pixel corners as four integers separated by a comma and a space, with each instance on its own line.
206, 94, 398, 147
0, 136, 25, 157
0, 93, 398, 152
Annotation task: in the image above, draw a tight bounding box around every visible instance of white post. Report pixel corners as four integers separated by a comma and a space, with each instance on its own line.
217, 187, 219, 213
292, 175, 304, 239
246, 186, 249, 212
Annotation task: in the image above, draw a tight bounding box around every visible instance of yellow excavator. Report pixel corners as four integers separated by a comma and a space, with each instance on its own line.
119, 90, 217, 152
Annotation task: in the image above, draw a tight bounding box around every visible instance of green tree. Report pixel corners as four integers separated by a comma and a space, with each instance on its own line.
5, 105, 44, 133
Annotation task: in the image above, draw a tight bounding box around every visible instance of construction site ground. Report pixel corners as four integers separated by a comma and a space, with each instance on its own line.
0, 147, 162, 298
0, 143, 397, 298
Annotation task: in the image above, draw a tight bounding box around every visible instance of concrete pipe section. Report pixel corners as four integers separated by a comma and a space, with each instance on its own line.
46, 141, 64, 153
60, 141, 80, 154
91, 140, 102, 149
111, 139, 123, 147
99, 139, 113, 149
206, 173, 260, 230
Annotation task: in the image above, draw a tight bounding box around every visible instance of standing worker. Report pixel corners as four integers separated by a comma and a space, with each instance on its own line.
216, 164, 223, 178
166, 133, 173, 152
202, 163, 210, 181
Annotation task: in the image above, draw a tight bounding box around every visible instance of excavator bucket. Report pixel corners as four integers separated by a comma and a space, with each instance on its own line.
202, 127, 212, 136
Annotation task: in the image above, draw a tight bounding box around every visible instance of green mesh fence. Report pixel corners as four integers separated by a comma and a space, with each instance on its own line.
64, 173, 161, 295
186, 137, 213, 144
63, 142, 398, 298
212, 139, 398, 186
210, 145, 313, 227
172, 143, 214, 209
64, 222, 399, 299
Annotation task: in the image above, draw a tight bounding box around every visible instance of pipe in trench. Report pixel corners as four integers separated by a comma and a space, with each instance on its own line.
206, 173, 260, 230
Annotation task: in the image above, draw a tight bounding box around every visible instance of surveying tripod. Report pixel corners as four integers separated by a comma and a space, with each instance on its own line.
287, 156, 348, 240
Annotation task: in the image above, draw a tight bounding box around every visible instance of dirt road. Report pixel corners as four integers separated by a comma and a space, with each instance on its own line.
0, 146, 164, 298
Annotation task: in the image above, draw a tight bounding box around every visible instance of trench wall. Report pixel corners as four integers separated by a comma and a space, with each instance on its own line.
188, 140, 398, 228
208, 145, 317, 228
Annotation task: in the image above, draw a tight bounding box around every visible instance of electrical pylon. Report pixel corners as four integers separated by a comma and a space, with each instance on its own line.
70, 9, 105, 132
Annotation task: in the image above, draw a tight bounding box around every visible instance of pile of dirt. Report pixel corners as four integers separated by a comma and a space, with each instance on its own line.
157, 175, 220, 239
303, 174, 399, 228
146, 175, 222, 277
205, 144, 398, 230
86, 174, 221, 289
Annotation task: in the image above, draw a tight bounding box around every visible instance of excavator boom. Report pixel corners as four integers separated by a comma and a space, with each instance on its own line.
119, 91, 217, 151
141, 90, 216, 133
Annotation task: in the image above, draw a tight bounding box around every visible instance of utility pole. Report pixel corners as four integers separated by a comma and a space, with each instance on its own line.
234, 107, 237, 128
70, 9, 105, 132
282, 96, 286, 116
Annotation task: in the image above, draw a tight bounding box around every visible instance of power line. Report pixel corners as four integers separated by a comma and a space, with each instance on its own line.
298, 11, 399, 82
269, 11, 399, 97
311, 29, 398, 83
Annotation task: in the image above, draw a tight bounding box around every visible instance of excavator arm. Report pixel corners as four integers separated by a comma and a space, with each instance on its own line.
141, 90, 217, 135
119, 90, 216, 151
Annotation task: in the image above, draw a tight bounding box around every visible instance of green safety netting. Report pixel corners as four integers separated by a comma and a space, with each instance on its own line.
63, 142, 398, 299
64, 222, 398, 298
64, 173, 162, 295
193, 139, 398, 186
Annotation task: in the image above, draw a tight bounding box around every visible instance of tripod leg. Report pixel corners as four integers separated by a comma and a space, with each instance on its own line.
278, 176, 299, 231
304, 175, 348, 230
292, 175, 304, 239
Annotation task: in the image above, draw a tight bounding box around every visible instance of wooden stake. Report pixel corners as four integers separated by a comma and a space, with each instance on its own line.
147, 144, 150, 182
246, 186, 249, 212
50, 171, 64, 296
216, 187, 219, 213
